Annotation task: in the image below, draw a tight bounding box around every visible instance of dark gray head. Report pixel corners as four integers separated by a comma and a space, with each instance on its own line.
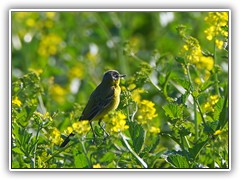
102, 70, 126, 85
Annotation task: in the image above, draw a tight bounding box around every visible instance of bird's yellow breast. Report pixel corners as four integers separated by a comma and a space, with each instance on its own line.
111, 85, 121, 110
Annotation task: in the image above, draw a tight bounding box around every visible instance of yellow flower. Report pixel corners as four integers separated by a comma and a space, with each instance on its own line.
64, 126, 73, 135
198, 56, 214, 71
204, 12, 228, 48
180, 36, 214, 72
28, 68, 43, 76
204, 26, 215, 41
137, 100, 158, 125
50, 84, 67, 104
50, 128, 63, 145
203, 95, 220, 112
128, 84, 136, 91
93, 163, 101, 168
121, 86, 127, 91
182, 44, 188, 50
34, 111, 53, 121
131, 88, 144, 103
45, 12, 56, 19
210, 95, 219, 104
12, 96, 22, 107
105, 111, 129, 135
215, 39, 224, 50
194, 77, 202, 85
204, 102, 211, 112
38, 34, 62, 57
72, 121, 91, 135
149, 126, 160, 134
68, 63, 85, 80
26, 18, 36, 27
213, 129, 222, 136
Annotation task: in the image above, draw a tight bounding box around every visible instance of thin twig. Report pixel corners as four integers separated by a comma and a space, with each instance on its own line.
120, 133, 148, 168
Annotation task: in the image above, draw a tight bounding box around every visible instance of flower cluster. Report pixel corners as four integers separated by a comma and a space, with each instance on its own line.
204, 12, 228, 49
131, 87, 144, 103
137, 100, 158, 125
68, 63, 85, 80
12, 96, 22, 107
61, 120, 90, 142
37, 151, 52, 168
34, 112, 53, 121
72, 121, 91, 135
149, 126, 161, 134
104, 111, 129, 135
203, 95, 219, 112
38, 33, 62, 57
50, 128, 63, 145
181, 36, 214, 72
124, 83, 160, 134
50, 83, 67, 104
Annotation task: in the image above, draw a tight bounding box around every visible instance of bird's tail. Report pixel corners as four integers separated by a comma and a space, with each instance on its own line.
60, 133, 74, 148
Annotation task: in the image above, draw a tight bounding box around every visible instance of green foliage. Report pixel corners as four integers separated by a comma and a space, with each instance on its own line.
11, 11, 229, 169
167, 154, 189, 168
163, 103, 184, 120
129, 121, 145, 154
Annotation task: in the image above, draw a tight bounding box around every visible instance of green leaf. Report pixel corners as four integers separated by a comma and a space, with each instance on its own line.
167, 154, 189, 168
100, 152, 116, 163
203, 121, 218, 134
73, 149, 89, 168
175, 56, 185, 64
15, 109, 28, 127
163, 103, 184, 120
12, 161, 20, 168
189, 139, 209, 160
12, 147, 25, 155
149, 135, 160, 153
200, 81, 214, 92
25, 105, 37, 122
179, 126, 190, 136
128, 121, 145, 154
218, 93, 229, 129
213, 97, 224, 121
174, 78, 190, 90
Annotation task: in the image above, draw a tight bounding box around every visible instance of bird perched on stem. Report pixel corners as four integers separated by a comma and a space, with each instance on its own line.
60, 70, 126, 147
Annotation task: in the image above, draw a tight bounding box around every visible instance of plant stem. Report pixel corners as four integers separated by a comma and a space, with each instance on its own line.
120, 133, 148, 168
80, 138, 92, 167
33, 124, 41, 168
163, 71, 172, 99
194, 100, 198, 142
148, 75, 162, 92
186, 64, 206, 126
193, 97, 206, 126
213, 35, 220, 95
130, 102, 138, 122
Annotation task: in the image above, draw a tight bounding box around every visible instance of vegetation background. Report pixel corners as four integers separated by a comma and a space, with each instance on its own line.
11, 11, 229, 169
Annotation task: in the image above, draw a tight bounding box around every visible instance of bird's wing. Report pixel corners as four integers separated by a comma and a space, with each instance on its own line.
79, 86, 114, 121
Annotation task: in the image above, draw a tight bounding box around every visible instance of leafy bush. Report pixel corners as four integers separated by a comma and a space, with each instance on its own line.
11, 11, 229, 169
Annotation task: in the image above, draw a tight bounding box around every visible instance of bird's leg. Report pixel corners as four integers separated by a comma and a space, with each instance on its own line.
98, 119, 109, 137
90, 121, 96, 142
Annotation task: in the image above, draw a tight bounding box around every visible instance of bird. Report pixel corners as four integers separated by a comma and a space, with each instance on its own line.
60, 70, 126, 147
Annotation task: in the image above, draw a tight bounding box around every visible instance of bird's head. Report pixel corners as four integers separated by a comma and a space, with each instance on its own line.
102, 70, 126, 86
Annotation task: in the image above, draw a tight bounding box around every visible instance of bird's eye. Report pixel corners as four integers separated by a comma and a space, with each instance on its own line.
113, 73, 119, 79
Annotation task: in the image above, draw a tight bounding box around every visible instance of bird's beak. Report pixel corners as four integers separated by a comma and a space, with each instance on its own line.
119, 74, 126, 78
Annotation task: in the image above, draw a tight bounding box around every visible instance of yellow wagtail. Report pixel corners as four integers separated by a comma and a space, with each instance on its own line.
60, 70, 126, 147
